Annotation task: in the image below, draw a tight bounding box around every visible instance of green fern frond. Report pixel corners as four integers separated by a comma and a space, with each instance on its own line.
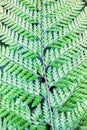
0, 0, 87, 130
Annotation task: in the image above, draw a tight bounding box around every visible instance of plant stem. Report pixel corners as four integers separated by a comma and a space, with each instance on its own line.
40, 1, 54, 130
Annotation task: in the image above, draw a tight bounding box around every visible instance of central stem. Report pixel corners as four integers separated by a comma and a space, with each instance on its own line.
40, 1, 54, 130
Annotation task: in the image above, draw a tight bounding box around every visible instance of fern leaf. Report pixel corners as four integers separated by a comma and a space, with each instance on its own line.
0, 0, 87, 130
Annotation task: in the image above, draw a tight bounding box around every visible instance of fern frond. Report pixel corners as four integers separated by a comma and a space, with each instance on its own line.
0, 0, 87, 130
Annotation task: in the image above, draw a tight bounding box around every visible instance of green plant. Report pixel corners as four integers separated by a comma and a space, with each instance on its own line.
0, 0, 87, 130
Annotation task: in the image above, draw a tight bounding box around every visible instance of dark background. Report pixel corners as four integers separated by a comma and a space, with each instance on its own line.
83, 0, 87, 6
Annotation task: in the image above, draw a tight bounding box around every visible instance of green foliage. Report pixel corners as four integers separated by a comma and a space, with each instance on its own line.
0, 0, 87, 130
